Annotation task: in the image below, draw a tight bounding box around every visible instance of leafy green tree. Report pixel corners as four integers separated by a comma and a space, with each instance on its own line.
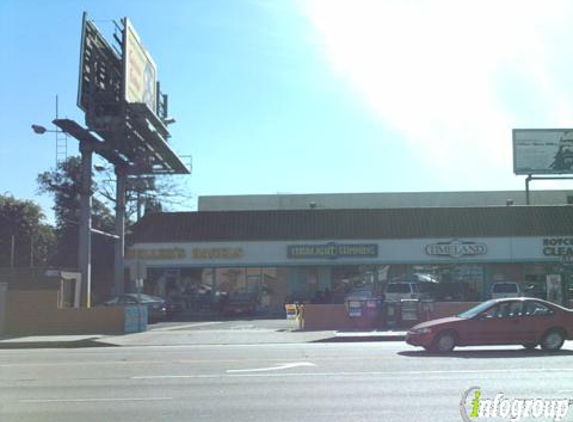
0, 194, 55, 267
37, 157, 115, 300
37, 156, 115, 267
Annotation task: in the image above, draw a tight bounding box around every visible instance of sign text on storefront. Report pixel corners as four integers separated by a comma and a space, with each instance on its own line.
287, 243, 378, 260
543, 238, 573, 257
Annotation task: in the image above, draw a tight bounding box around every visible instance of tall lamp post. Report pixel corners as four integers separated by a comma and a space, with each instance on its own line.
32, 122, 125, 306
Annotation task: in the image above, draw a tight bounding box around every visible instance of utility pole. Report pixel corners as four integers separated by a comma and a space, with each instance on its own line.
78, 141, 93, 307
30, 235, 34, 268
114, 165, 127, 296
10, 235, 15, 268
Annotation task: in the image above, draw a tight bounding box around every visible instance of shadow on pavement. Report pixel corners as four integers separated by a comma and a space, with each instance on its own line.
398, 348, 573, 358
0, 339, 118, 349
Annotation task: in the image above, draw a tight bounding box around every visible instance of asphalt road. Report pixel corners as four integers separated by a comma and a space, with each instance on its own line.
2, 339, 573, 422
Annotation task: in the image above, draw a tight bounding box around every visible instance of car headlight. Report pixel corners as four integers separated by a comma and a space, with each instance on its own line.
409, 327, 432, 334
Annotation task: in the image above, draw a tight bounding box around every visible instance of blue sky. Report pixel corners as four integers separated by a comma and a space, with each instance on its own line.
2, 0, 573, 223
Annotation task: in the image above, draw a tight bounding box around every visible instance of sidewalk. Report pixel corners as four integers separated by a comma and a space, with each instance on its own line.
0, 335, 114, 349
0, 322, 408, 349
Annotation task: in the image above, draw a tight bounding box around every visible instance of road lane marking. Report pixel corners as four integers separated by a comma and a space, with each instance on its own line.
132, 375, 221, 379
132, 367, 573, 380
19, 397, 173, 403
226, 362, 316, 373
0, 355, 397, 369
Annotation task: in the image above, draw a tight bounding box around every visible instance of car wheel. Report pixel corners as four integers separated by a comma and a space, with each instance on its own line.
432, 331, 457, 353
540, 329, 565, 351
522, 342, 537, 350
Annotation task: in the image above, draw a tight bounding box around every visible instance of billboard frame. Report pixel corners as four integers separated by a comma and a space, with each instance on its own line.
513, 128, 573, 176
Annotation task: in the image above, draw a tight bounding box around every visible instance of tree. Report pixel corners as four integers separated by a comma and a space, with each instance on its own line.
0, 194, 55, 267
95, 163, 194, 222
36, 156, 192, 299
37, 156, 115, 268
37, 157, 115, 300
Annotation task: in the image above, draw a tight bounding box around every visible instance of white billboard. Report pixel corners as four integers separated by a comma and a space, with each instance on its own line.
123, 18, 157, 114
513, 129, 573, 175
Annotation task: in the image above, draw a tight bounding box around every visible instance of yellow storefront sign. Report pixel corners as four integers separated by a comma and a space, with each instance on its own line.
126, 248, 186, 260
191, 248, 243, 259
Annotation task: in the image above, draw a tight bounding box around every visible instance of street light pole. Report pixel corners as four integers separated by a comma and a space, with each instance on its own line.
114, 165, 127, 296
10, 235, 15, 268
78, 141, 93, 307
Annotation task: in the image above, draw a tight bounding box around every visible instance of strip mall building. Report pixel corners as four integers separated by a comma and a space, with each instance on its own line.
126, 191, 573, 312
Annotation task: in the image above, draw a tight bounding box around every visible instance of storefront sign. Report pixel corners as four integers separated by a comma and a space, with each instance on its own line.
287, 243, 378, 260
425, 239, 487, 258
126, 248, 186, 260
542, 237, 573, 257
191, 247, 243, 259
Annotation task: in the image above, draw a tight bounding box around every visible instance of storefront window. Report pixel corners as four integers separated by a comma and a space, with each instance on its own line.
523, 263, 551, 300
408, 264, 483, 301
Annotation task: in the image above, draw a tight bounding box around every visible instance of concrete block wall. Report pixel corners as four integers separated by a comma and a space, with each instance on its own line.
5, 289, 125, 336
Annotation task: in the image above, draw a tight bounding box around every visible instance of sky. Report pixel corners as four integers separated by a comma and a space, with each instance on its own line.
2, 0, 573, 223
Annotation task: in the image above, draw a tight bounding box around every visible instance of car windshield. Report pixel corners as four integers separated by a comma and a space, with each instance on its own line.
347, 289, 373, 297
386, 284, 411, 293
127, 294, 160, 304
458, 300, 497, 319
492, 283, 518, 293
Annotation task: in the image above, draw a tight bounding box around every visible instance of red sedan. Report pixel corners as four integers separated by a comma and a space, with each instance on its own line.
406, 298, 573, 353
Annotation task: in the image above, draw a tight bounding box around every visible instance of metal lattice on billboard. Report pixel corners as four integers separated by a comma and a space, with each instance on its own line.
77, 16, 122, 121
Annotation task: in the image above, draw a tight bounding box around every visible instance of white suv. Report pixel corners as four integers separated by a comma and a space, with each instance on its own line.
384, 282, 435, 302
490, 282, 523, 299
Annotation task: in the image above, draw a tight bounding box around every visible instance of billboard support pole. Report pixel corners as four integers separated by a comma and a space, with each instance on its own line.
524, 174, 573, 206
114, 165, 127, 296
525, 175, 532, 205
78, 140, 93, 308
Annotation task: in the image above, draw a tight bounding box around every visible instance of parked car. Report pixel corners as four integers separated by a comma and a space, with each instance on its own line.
490, 281, 523, 299
406, 297, 573, 353
344, 288, 379, 301
384, 281, 435, 302
164, 296, 185, 318
219, 293, 256, 317
102, 293, 168, 322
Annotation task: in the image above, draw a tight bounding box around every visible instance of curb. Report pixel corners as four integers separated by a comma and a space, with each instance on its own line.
313, 333, 407, 343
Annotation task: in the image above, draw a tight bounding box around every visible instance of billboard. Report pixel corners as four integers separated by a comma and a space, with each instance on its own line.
513, 129, 573, 175
123, 18, 157, 114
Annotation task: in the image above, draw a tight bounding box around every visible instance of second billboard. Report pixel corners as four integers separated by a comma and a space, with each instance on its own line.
513, 129, 573, 175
